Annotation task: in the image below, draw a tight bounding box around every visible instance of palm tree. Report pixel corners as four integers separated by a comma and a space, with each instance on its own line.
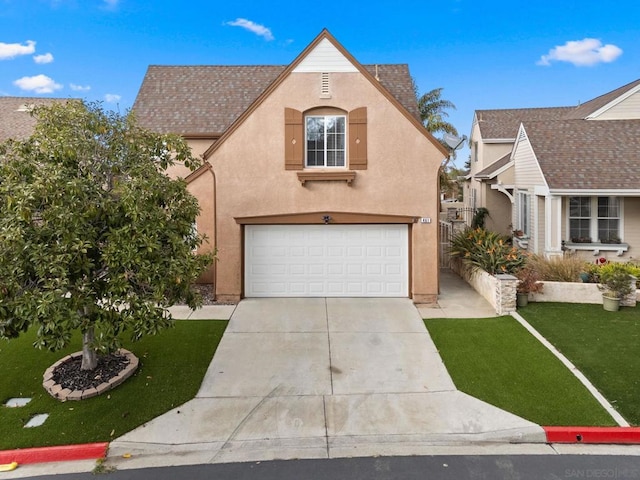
417, 87, 458, 136
413, 83, 462, 199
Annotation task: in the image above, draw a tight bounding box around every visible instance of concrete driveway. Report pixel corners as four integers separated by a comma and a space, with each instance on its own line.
108, 297, 544, 468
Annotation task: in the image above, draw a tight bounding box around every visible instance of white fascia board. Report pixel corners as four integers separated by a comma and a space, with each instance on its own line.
491, 160, 514, 179
483, 138, 515, 144
586, 83, 640, 119
549, 189, 640, 196
534, 185, 550, 196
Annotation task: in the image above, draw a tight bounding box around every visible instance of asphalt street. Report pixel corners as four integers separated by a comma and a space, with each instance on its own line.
26, 455, 640, 480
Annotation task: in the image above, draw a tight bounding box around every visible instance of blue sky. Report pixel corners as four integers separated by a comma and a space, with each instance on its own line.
1, 0, 639, 165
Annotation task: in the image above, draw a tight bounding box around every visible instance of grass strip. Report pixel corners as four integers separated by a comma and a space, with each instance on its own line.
0, 319, 227, 450
425, 316, 616, 426
520, 302, 639, 425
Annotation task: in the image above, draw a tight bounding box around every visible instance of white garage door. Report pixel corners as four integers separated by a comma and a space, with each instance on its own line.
245, 224, 408, 297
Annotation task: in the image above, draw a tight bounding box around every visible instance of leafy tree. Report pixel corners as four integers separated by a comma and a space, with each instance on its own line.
0, 101, 213, 370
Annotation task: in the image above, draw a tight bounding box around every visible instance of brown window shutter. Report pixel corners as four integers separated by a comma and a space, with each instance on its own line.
349, 107, 367, 170
284, 108, 303, 170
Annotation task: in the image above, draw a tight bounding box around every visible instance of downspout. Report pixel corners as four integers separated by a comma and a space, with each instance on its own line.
210, 162, 217, 300
203, 159, 217, 300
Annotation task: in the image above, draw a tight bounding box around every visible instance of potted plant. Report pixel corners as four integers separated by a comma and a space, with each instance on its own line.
599, 264, 634, 312
515, 265, 543, 308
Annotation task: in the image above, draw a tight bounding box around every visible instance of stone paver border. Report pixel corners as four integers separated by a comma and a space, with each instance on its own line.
42, 348, 139, 401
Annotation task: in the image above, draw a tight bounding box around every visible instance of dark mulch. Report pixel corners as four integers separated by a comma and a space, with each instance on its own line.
52, 353, 129, 391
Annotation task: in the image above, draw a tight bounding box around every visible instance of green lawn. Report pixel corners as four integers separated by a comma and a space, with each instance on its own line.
0, 320, 227, 450
425, 316, 616, 426
520, 302, 640, 425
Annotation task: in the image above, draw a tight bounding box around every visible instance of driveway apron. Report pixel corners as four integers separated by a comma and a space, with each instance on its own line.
109, 297, 544, 467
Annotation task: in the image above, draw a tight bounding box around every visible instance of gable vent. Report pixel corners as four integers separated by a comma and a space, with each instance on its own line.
320, 72, 331, 99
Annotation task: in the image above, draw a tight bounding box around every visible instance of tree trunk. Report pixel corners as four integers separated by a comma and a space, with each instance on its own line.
81, 325, 98, 371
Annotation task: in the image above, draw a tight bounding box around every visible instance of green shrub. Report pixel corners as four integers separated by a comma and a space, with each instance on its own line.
585, 259, 640, 287
450, 227, 526, 275
598, 262, 636, 298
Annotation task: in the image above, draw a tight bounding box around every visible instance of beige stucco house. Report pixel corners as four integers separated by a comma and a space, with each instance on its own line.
133, 30, 448, 303
466, 79, 640, 261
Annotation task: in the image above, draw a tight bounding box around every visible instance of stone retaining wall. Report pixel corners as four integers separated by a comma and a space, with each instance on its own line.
450, 259, 638, 310
450, 259, 517, 315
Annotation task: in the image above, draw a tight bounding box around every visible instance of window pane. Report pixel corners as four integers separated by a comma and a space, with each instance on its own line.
598, 219, 620, 242
305, 115, 345, 167
570, 219, 591, 242
569, 197, 590, 217
598, 197, 619, 218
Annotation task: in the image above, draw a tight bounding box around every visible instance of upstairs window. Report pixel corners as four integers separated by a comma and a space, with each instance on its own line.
306, 115, 346, 167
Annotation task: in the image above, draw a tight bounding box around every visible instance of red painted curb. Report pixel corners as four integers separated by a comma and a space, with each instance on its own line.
545, 426, 640, 444
0, 442, 108, 465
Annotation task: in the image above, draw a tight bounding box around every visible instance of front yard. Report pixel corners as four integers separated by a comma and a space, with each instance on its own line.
424, 303, 637, 426
521, 302, 640, 425
0, 320, 227, 450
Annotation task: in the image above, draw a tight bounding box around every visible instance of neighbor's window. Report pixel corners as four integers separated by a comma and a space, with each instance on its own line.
518, 192, 530, 236
306, 115, 346, 167
569, 196, 621, 243
598, 197, 620, 243
569, 197, 591, 242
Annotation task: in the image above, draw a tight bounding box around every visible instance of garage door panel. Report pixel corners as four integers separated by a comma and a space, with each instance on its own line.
245, 225, 408, 297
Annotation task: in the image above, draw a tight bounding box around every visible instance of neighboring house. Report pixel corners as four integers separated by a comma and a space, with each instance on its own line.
466, 79, 640, 261
0, 97, 74, 142
133, 30, 448, 303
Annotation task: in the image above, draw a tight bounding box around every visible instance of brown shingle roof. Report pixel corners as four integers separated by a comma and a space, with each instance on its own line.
564, 79, 640, 119
0, 97, 73, 142
522, 119, 640, 190
474, 152, 511, 179
133, 64, 421, 135
475, 107, 574, 140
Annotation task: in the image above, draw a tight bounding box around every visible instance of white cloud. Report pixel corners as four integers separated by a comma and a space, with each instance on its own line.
102, 0, 119, 8
13, 74, 63, 94
33, 52, 54, 64
537, 38, 623, 67
70, 83, 91, 91
0, 40, 36, 60
226, 18, 274, 41
104, 93, 121, 103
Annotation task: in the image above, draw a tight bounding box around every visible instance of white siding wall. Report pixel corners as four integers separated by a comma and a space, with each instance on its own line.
592, 90, 640, 120
623, 197, 640, 255
513, 130, 546, 188
293, 38, 359, 73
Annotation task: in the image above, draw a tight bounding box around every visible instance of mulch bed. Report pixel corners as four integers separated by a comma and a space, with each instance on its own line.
52, 352, 130, 391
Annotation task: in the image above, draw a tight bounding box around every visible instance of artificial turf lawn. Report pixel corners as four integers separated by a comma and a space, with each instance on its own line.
519, 302, 639, 426
424, 316, 616, 426
0, 320, 227, 450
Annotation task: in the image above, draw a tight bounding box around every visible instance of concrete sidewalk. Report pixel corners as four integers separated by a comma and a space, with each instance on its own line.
107, 293, 543, 470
